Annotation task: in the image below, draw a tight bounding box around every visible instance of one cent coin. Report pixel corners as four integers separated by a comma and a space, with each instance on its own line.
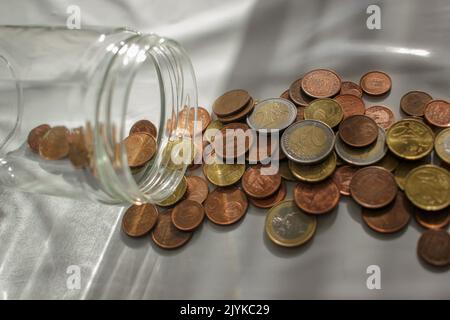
242, 165, 282, 199
360, 71, 392, 96
365, 105, 395, 129
415, 208, 450, 230
350, 166, 398, 209
400, 91, 433, 117
216, 98, 255, 123
185, 176, 209, 204
122, 203, 159, 237
339, 115, 379, 147
301, 69, 342, 98
213, 89, 250, 117
39, 126, 70, 160
204, 186, 248, 225
294, 179, 340, 214
424, 100, 450, 128
178, 106, 211, 136
129, 119, 157, 138
249, 181, 286, 209
334, 94, 365, 119
361, 191, 411, 233
332, 165, 359, 196
124, 132, 157, 167
28, 124, 51, 153
151, 210, 192, 249
288, 78, 314, 107
417, 229, 450, 267
171, 199, 205, 231
340, 81, 363, 97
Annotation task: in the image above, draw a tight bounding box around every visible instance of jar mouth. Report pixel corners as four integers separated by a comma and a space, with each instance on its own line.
0, 54, 22, 154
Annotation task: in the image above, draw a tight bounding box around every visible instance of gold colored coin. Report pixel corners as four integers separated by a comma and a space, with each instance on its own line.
156, 176, 187, 207
288, 152, 337, 182
386, 119, 434, 160
265, 200, 317, 247
435, 127, 450, 164
404, 165, 450, 211
204, 156, 245, 186
394, 159, 428, 190
278, 160, 297, 181
160, 137, 194, 170
374, 152, 399, 172
304, 98, 343, 128
203, 119, 224, 144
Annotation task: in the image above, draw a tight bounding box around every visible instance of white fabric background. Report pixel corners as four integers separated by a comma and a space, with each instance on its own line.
0, 0, 449, 299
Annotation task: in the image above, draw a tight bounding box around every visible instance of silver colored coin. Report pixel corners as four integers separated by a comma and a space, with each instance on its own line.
281, 119, 335, 164
334, 127, 388, 166
247, 98, 297, 132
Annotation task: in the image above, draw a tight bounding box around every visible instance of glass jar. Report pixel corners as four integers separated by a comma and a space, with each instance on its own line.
0, 26, 197, 205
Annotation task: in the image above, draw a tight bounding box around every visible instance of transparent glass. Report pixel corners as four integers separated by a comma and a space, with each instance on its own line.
0, 26, 197, 204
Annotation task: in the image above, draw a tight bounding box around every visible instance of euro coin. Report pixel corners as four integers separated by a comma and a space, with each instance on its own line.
156, 176, 187, 207
435, 127, 450, 164
304, 98, 343, 128
288, 152, 337, 183
247, 98, 297, 132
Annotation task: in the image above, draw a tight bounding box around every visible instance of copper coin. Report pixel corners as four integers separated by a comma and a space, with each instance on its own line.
339, 115, 378, 147
171, 199, 205, 231
184, 176, 209, 204
246, 134, 282, 163
204, 186, 248, 225
39, 126, 70, 160
242, 165, 282, 199
340, 81, 363, 97
417, 229, 450, 267
424, 100, 450, 128
361, 191, 411, 233
68, 127, 90, 168
28, 124, 51, 153
334, 94, 365, 119
332, 165, 359, 196
360, 71, 392, 96
129, 119, 157, 138
124, 132, 156, 167
301, 69, 342, 99
214, 122, 254, 159
400, 91, 433, 117
288, 78, 314, 107
178, 106, 211, 136
122, 203, 159, 237
249, 181, 287, 209
350, 166, 398, 209
216, 97, 255, 123
151, 210, 192, 249
415, 208, 450, 230
365, 105, 395, 129
213, 89, 250, 117
294, 179, 340, 215
296, 107, 305, 121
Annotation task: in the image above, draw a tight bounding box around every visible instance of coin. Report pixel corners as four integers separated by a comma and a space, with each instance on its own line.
281, 120, 335, 164
247, 98, 297, 131
304, 98, 343, 128
404, 164, 450, 211
156, 176, 187, 207
249, 181, 287, 209
301, 69, 341, 98
39, 126, 70, 160
124, 132, 157, 167
213, 89, 250, 117
400, 91, 433, 117
265, 200, 317, 247
288, 78, 314, 107
278, 160, 297, 181
242, 165, 282, 199
216, 97, 254, 123
171, 199, 205, 231
361, 191, 411, 233
294, 179, 340, 214
424, 100, 450, 128
365, 105, 395, 130
415, 207, 450, 230
204, 186, 248, 225
435, 127, 450, 164
350, 166, 397, 209
340, 81, 363, 98
360, 71, 392, 96
204, 158, 245, 186
68, 127, 90, 168
178, 106, 211, 136
296, 107, 305, 121
122, 203, 159, 237
203, 119, 224, 144
28, 124, 51, 153
334, 127, 387, 166
246, 134, 280, 163
129, 119, 157, 138
373, 152, 399, 172
386, 119, 434, 160
339, 115, 379, 147
151, 210, 192, 249
214, 123, 254, 160
184, 176, 209, 204
332, 165, 359, 196
394, 160, 428, 190
334, 94, 365, 119
417, 229, 450, 267
288, 152, 337, 182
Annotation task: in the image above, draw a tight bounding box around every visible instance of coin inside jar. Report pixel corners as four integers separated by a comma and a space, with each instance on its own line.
424, 100, 450, 128
360, 71, 392, 96
204, 186, 248, 225
171, 199, 205, 231
124, 132, 157, 167
151, 210, 192, 249
242, 165, 282, 199
332, 165, 359, 196
334, 94, 365, 119
339, 115, 379, 148
400, 91, 433, 117
350, 166, 398, 209
246, 98, 297, 132
301, 69, 341, 98
304, 98, 343, 128
417, 229, 450, 267
365, 105, 395, 130
294, 179, 340, 214
122, 203, 159, 237
129, 119, 157, 138
39, 126, 70, 160
28, 124, 51, 153
212, 89, 250, 117
156, 176, 187, 207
